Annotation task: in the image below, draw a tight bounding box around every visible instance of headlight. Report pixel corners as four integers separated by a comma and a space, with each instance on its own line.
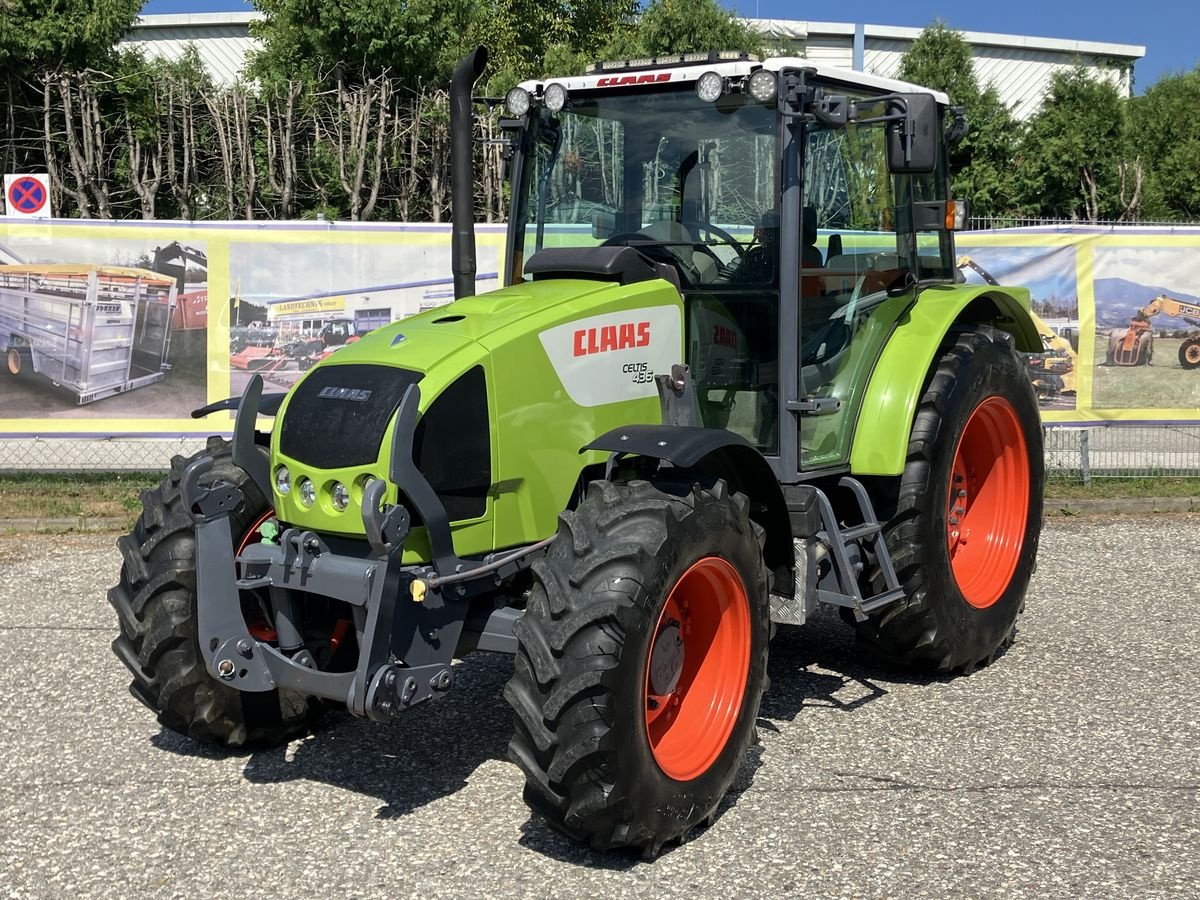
505, 86, 532, 117
331, 482, 350, 511
747, 69, 778, 103
543, 82, 568, 112
298, 478, 316, 507
696, 71, 725, 103
274, 465, 292, 495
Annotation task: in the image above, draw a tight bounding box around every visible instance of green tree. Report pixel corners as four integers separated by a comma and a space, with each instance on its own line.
629, 0, 761, 57
0, 0, 140, 72
249, 0, 478, 85
898, 22, 1022, 217
1130, 65, 1200, 220
1017, 67, 1131, 221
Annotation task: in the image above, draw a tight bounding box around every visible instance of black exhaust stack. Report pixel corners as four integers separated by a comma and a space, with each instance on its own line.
450, 47, 488, 300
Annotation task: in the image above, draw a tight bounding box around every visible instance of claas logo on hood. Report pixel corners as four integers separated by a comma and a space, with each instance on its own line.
573, 321, 651, 357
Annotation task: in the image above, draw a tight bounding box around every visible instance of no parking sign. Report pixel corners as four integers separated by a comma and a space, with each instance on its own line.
3, 174, 53, 219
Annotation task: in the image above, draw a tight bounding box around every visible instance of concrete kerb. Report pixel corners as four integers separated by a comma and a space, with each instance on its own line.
0, 500, 1195, 534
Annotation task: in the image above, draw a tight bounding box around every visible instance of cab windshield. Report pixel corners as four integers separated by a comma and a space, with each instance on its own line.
513, 89, 779, 289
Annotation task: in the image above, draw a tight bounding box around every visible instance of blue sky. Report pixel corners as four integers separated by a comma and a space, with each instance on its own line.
141, 0, 1198, 90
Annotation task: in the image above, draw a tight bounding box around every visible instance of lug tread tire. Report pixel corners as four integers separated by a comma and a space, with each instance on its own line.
857, 327, 1044, 674
108, 436, 322, 747
505, 479, 770, 855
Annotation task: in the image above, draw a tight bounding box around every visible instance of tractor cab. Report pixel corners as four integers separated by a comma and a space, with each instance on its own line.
503, 53, 963, 472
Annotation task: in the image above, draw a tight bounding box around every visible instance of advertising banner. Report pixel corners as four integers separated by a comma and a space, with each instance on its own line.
0, 221, 503, 437
1, 219, 1197, 439
956, 226, 1200, 424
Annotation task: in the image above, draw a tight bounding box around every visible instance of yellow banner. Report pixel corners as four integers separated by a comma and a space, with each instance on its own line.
268, 296, 346, 318
1, 219, 1198, 437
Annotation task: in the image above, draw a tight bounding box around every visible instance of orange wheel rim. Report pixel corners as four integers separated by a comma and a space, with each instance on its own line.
947, 396, 1030, 609
1187, 345, 1200, 364
6, 349, 20, 375
644, 556, 751, 781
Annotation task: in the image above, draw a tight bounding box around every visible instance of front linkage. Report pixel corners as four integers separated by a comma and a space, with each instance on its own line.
185, 375, 547, 720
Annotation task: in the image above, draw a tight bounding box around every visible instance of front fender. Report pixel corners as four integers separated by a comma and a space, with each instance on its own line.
850, 284, 1038, 476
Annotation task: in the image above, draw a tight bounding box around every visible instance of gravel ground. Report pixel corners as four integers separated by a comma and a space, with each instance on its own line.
1, 517, 1197, 899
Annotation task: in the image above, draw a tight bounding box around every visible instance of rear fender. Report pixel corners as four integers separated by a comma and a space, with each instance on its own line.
851, 285, 1039, 477
583, 425, 793, 594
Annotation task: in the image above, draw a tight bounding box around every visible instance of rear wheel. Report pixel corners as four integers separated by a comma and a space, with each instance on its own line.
1135, 331, 1153, 365
505, 479, 769, 855
6, 346, 31, 377
857, 326, 1044, 673
109, 437, 323, 746
1179, 337, 1200, 370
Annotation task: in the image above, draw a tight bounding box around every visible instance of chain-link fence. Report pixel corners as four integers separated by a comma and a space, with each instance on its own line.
3, 425, 1199, 481
0, 437, 208, 474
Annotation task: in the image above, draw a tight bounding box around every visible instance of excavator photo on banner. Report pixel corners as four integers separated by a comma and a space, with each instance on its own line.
1106, 295, 1200, 368
957, 256, 1077, 403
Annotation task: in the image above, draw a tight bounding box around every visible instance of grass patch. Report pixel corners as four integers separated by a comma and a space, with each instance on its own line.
0, 472, 161, 525
1044, 476, 1200, 500
0, 471, 1196, 530
1091, 336, 1200, 410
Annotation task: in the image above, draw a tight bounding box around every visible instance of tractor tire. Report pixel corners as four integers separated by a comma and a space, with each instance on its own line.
1179, 337, 1200, 370
1135, 331, 1153, 366
856, 326, 1044, 674
1104, 330, 1120, 366
505, 479, 770, 856
109, 436, 323, 747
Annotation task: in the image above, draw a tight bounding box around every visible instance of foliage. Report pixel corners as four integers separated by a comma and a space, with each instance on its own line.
623, 0, 761, 58
0, 0, 140, 71
1130, 65, 1200, 220
3, 5, 1199, 225
1017, 67, 1131, 221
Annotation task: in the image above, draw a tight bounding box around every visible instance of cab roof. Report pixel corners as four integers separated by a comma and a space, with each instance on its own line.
518, 56, 951, 106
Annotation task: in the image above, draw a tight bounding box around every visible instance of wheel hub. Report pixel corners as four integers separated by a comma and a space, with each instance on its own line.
648, 622, 684, 695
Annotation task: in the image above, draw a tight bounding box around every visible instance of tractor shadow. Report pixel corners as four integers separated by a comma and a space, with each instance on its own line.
149, 606, 951, 867
758, 606, 952, 727
152, 649, 514, 820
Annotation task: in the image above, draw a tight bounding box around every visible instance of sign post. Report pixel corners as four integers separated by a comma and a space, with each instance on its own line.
3, 174, 53, 219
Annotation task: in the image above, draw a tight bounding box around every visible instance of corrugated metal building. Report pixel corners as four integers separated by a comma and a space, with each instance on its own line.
747, 20, 1143, 119
121, 12, 260, 84
122, 13, 1144, 119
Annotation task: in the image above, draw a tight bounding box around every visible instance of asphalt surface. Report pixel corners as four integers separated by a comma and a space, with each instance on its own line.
1, 516, 1197, 898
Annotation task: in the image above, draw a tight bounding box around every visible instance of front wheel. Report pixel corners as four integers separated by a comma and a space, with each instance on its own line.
857, 326, 1044, 673
505, 479, 769, 856
109, 437, 323, 746
1179, 337, 1200, 370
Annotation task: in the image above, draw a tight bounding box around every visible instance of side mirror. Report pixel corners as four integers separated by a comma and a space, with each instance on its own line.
886, 93, 938, 174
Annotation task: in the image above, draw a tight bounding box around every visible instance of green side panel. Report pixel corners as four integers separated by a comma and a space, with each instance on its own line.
482, 279, 683, 550
268, 276, 682, 563
849, 284, 1036, 476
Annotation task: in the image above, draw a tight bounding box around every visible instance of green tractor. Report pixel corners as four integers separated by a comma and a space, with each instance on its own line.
110, 48, 1044, 856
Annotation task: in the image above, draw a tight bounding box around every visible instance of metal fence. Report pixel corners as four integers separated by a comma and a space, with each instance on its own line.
2, 424, 1199, 481
1044, 423, 1200, 482
969, 216, 1200, 231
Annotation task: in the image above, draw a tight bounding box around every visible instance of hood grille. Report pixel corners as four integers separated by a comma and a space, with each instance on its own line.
279, 364, 422, 469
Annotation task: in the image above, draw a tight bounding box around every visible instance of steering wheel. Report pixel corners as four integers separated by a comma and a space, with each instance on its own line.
693, 222, 746, 258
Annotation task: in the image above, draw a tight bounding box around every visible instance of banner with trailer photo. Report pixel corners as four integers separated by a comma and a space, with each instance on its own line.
1, 219, 1198, 440
0, 221, 503, 437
